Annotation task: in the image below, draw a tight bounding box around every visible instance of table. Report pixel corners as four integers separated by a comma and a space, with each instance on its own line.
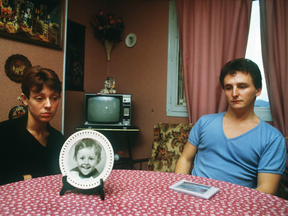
1, 170, 288, 215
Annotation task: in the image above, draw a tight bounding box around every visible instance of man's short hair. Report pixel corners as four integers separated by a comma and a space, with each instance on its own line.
21, 65, 62, 98
219, 58, 262, 89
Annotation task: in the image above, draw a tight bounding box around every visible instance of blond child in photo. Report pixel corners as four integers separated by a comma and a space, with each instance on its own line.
70, 138, 102, 180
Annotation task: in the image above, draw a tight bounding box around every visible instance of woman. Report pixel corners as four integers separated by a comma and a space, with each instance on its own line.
0, 66, 66, 185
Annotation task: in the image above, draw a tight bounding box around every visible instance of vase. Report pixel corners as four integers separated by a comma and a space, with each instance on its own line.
104, 40, 114, 61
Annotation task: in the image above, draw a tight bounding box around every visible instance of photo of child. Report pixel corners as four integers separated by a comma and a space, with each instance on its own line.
70, 138, 102, 180
175, 182, 210, 194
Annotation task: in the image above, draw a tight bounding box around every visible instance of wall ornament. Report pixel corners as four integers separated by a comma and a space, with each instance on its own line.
5, 54, 32, 83
90, 9, 124, 61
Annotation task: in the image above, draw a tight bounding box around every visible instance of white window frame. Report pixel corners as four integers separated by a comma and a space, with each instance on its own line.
247, 0, 272, 122
254, 107, 272, 121
166, 0, 272, 121
166, 0, 188, 117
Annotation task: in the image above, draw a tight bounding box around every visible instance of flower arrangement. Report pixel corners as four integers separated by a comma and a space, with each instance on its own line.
91, 10, 124, 43
114, 151, 124, 161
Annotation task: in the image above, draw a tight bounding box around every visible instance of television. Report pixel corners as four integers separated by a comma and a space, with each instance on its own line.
83, 93, 132, 127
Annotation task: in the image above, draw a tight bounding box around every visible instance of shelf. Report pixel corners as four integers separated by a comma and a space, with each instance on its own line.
75, 126, 139, 132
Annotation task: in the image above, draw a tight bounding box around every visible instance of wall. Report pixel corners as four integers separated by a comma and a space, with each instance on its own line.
0, 37, 65, 132
65, 0, 188, 167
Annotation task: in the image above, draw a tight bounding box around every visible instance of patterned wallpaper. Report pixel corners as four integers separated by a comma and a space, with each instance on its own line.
0, 38, 65, 132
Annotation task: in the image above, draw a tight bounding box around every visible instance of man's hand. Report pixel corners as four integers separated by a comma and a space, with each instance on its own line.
23, 175, 32, 181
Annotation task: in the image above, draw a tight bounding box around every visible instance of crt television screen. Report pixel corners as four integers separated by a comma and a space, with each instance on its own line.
87, 96, 121, 123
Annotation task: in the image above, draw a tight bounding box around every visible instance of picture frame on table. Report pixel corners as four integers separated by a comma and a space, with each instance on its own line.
169, 180, 220, 200
59, 130, 114, 189
0, 0, 64, 50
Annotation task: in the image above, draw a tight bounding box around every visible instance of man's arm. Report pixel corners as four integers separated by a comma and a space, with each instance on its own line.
255, 172, 282, 195
175, 141, 198, 174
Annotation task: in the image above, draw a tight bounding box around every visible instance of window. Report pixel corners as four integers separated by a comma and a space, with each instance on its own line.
166, 0, 272, 121
245, 1, 272, 121
166, 0, 188, 117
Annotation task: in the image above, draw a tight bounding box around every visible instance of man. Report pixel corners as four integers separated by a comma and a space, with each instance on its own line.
175, 58, 286, 195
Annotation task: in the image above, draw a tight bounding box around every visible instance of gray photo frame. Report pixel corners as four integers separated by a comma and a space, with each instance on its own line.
59, 130, 114, 189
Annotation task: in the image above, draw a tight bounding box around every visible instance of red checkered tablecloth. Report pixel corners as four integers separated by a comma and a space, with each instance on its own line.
1, 170, 288, 215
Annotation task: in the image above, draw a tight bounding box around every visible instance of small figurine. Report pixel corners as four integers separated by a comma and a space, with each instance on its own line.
100, 76, 116, 94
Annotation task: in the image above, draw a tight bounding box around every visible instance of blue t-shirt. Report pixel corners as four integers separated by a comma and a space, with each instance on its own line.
189, 112, 286, 189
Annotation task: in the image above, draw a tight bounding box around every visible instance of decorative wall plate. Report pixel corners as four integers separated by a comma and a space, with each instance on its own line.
8, 105, 27, 120
125, 33, 137, 47
59, 130, 114, 189
5, 54, 32, 83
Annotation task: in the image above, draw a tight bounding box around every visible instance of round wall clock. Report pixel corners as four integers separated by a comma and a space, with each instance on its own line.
59, 130, 114, 189
125, 33, 137, 47
5, 54, 32, 83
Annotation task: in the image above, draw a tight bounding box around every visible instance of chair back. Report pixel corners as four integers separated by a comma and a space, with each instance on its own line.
147, 123, 194, 172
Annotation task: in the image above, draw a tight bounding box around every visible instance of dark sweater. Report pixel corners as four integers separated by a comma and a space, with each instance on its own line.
0, 114, 66, 185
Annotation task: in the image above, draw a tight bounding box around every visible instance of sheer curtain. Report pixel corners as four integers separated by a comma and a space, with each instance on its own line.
259, 0, 288, 138
176, 0, 252, 123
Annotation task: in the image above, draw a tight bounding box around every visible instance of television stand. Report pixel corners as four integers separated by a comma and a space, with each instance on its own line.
75, 126, 140, 169
75, 125, 139, 132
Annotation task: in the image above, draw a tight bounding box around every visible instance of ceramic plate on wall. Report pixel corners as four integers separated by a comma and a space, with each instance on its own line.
59, 130, 114, 189
125, 33, 137, 47
5, 54, 32, 83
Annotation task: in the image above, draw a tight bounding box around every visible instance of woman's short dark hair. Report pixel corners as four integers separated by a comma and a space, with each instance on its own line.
219, 58, 262, 89
21, 65, 62, 98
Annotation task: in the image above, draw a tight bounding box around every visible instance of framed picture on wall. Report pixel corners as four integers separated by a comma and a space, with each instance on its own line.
0, 0, 64, 50
65, 20, 86, 91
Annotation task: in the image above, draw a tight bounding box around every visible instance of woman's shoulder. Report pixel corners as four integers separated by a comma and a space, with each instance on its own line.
0, 119, 10, 127
0, 115, 26, 130
0, 116, 28, 145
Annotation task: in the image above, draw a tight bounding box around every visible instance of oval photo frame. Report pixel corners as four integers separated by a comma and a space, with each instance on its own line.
125, 33, 137, 48
59, 130, 114, 189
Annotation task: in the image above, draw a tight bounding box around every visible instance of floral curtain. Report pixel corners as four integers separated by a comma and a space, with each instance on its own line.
176, 0, 252, 123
